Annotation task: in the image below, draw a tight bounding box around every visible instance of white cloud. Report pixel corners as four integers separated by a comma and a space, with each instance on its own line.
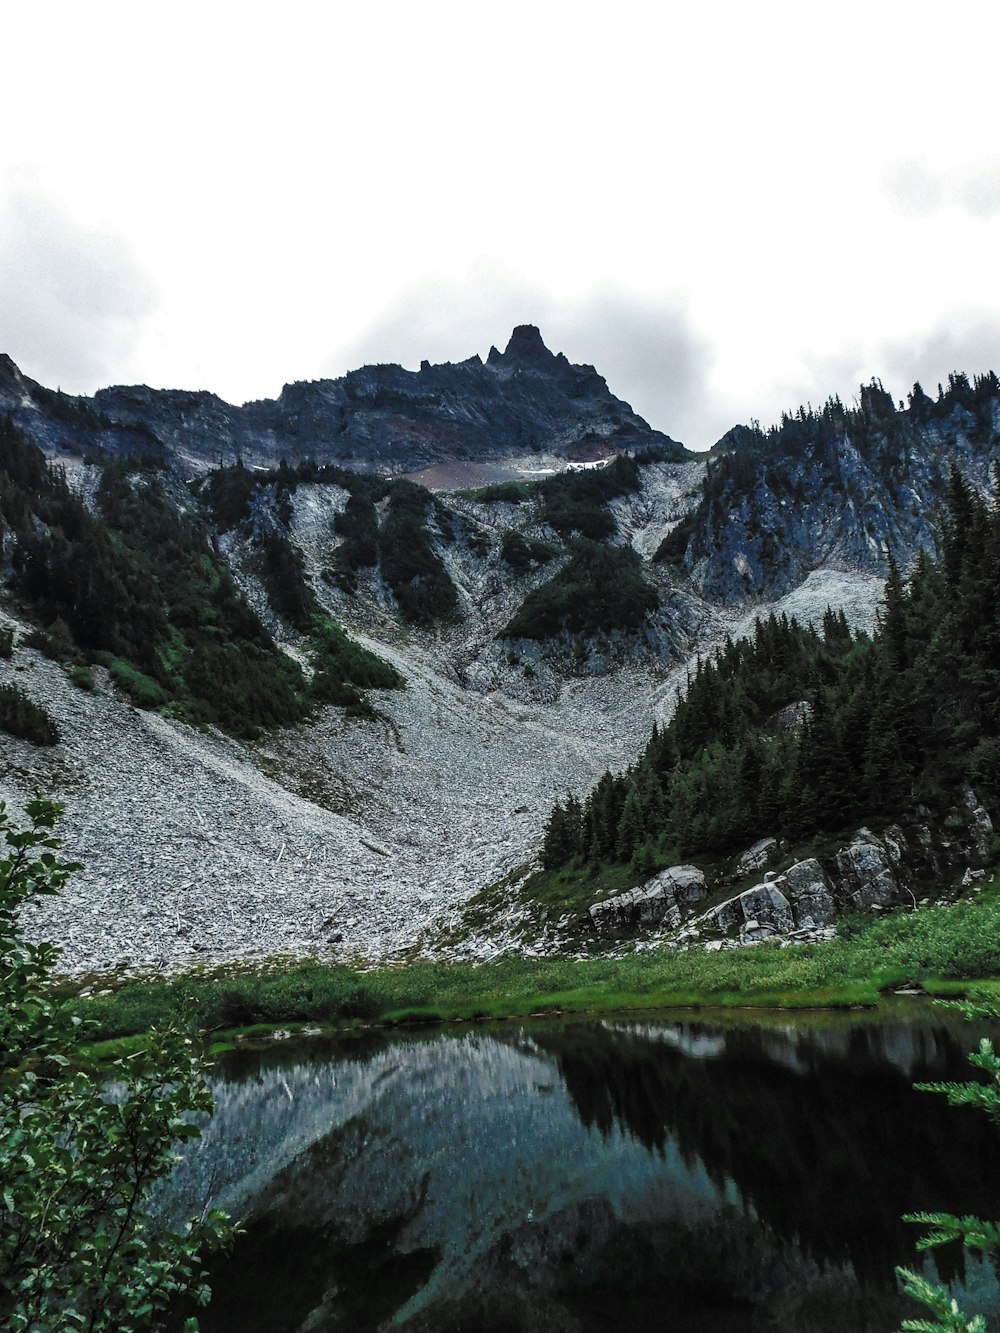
884, 156, 1000, 221
0, 179, 157, 391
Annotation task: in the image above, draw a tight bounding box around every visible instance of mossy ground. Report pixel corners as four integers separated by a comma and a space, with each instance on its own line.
67, 880, 1000, 1053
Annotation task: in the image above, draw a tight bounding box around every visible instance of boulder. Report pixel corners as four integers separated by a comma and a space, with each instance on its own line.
588, 864, 707, 938
833, 827, 907, 911
691, 857, 833, 944
737, 837, 779, 877
962, 786, 995, 860
781, 857, 836, 926
698, 883, 795, 938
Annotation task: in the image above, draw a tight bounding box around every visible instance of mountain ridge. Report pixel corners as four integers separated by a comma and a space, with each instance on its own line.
2, 338, 999, 973
0, 326, 689, 477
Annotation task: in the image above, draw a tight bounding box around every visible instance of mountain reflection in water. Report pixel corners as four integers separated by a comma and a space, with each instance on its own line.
163, 1009, 1000, 1332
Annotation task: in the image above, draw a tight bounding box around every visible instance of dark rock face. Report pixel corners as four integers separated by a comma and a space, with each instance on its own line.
664, 378, 1000, 601
592, 797, 995, 946
0, 327, 687, 475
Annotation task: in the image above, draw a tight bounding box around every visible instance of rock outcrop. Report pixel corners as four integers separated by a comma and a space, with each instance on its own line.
834, 826, 908, 911
697, 858, 836, 943
961, 786, 995, 860
588, 865, 706, 937
587, 820, 974, 948
737, 837, 779, 877
0, 328, 688, 475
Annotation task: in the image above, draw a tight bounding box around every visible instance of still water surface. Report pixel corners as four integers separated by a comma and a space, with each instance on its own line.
164, 1005, 1000, 1332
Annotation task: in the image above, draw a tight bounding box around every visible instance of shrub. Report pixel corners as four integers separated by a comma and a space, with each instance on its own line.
538, 456, 642, 540
309, 616, 404, 713
0, 799, 231, 1331
108, 660, 168, 710
0, 683, 59, 745
504, 541, 659, 640
67, 664, 96, 692
501, 532, 559, 571
378, 481, 459, 624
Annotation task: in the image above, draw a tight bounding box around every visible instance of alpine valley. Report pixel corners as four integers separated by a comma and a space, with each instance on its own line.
1, 326, 998, 977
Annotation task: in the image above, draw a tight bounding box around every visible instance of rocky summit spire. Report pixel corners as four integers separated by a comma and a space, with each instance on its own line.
502, 324, 554, 366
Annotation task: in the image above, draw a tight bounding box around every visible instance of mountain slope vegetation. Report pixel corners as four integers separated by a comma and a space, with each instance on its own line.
0, 421, 401, 735
543, 464, 1000, 878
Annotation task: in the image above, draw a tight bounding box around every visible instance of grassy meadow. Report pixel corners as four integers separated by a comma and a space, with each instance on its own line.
70, 880, 1000, 1055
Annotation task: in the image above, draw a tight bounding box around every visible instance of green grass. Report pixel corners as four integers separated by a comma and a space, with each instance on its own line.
66, 889, 1000, 1045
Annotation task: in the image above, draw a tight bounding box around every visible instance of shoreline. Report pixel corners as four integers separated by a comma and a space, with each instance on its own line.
68, 890, 1000, 1057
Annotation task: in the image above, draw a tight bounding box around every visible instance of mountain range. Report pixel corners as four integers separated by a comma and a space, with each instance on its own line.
0, 329, 997, 975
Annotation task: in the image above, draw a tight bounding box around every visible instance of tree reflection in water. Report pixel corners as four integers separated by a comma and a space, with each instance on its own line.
170, 1012, 1000, 1333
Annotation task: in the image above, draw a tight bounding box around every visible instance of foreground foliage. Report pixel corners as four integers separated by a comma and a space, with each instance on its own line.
0, 800, 229, 1331
896, 998, 1000, 1332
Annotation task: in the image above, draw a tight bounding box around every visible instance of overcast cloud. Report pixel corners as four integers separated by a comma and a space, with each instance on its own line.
885, 157, 1000, 221
2, 2, 1000, 449
0, 180, 157, 389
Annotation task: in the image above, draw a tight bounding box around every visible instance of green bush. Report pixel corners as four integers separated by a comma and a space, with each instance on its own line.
67, 664, 96, 692
378, 480, 459, 624
538, 456, 642, 540
259, 531, 318, 633
309, 616, 404, 714
501, 531, 559, 571
505, 540, 658, 640
108, 659, 168, 710
0, 683, 59, 745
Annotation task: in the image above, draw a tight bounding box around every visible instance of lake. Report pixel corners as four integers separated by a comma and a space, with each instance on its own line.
162, 1004, 1000, 1332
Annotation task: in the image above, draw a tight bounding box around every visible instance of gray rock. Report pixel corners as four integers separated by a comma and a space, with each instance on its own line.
588, 864, 707, 938
833, 827, 907, 910
962, 786, 995, 859
781, 857, 836, 926
697, 883, 795, 938
737, 837, 779, 877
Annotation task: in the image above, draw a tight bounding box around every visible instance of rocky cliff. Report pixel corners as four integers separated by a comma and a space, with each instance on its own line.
0, 325, 687, 475
662, 375, 1000, 602
2, 336, 999, 974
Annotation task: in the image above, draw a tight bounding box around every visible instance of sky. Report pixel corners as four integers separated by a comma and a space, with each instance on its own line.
2, 1, 1000, 449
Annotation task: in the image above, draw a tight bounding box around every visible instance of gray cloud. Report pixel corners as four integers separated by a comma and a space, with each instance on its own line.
876, 317, 1000, 396
334, 270, 716, 447
336, 275, 1000, 453
884, 156, 1000, 220
747, 319, 1000, 441
0, 182, 157, 391
544, 292, 715, 448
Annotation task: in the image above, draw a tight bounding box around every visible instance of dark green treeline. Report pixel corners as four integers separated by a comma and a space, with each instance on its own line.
543, 465, 1000, 874
0, 421, 402, 737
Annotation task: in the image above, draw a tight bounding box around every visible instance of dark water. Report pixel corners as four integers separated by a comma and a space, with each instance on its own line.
163, 1004, 1000, 1332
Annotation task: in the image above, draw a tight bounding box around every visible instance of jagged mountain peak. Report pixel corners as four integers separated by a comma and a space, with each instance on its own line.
502, 322, 554, 364
0, 332, 688, 476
